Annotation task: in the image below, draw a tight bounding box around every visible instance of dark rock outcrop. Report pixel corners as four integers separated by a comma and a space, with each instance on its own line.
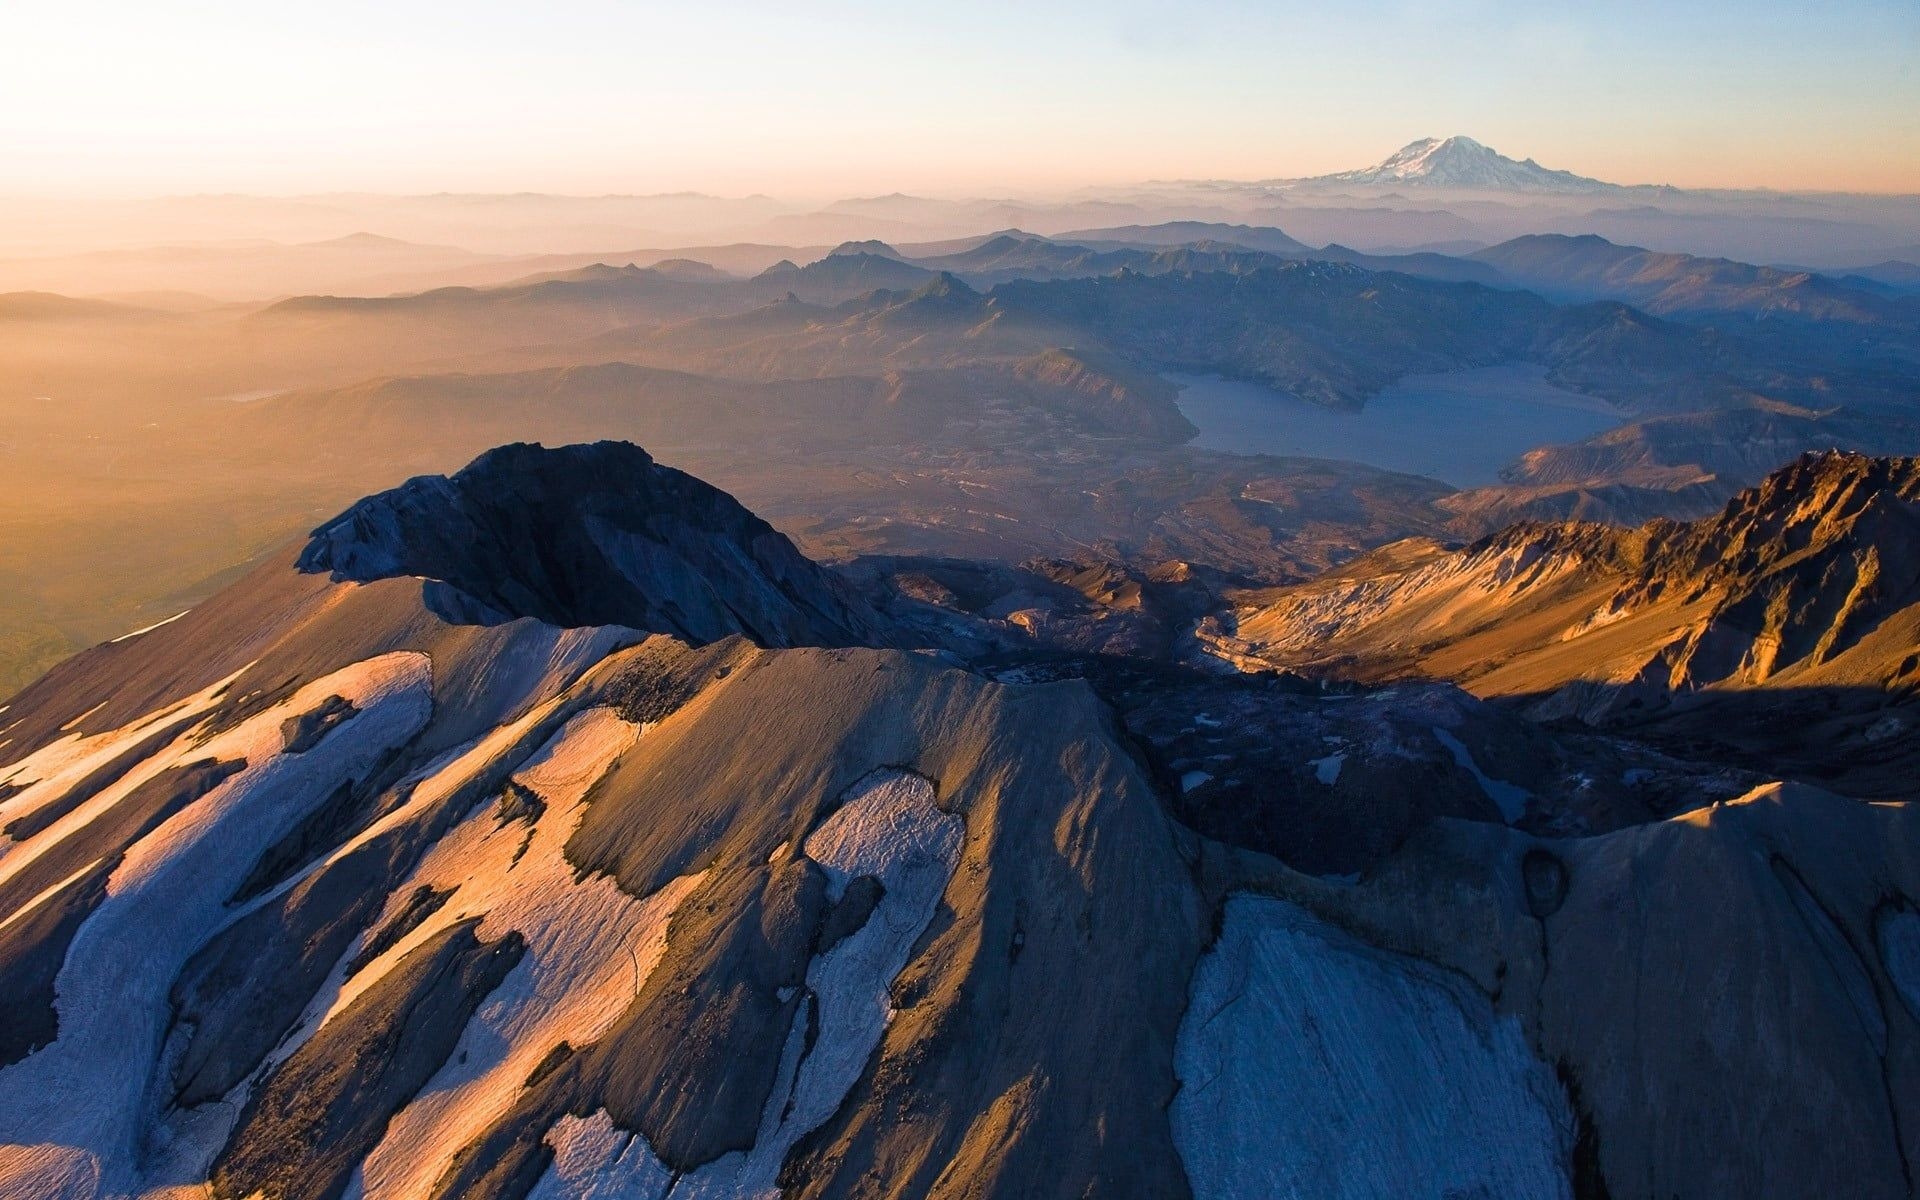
209, 920, 526, 1200
297, 440, 892, 649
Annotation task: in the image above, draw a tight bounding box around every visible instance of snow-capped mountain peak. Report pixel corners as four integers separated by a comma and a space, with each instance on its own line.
1322, 135, 1612, 193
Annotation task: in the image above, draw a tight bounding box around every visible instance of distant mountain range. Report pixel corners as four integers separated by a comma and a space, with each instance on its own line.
6, 211, 1920, 702
1473, 233, 1920, 324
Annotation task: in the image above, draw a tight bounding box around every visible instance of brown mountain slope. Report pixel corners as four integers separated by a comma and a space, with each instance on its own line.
1210, 451, 1920, 709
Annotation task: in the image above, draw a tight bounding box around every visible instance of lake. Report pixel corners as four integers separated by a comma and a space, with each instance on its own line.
1172, 364, 1624, 488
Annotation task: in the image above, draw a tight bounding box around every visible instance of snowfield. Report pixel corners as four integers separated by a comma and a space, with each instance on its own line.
1173, 893, 1575, 1200
353, 708, 706, 1200
531, 768, 964, 1200
0, 653, 435, 1199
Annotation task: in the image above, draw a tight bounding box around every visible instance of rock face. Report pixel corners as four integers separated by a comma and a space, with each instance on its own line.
1208, 449, 1920, 802
0, 441, 1913, 1200
298, 440, 892, 648
1241, 782, 1920, 1200
1617, 450, 1920, 686
0, 638, 1207, 1200
1217, 451, 1920, 697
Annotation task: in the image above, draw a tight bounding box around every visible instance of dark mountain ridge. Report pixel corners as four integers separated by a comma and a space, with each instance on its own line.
298, 440, 893, 646
1476, 232, 1920, 329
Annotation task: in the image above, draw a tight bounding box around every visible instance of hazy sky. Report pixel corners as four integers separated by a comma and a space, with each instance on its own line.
6, 0, 1917, 196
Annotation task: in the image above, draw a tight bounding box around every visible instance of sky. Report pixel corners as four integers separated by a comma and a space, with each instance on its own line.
4, 0, 1917, 197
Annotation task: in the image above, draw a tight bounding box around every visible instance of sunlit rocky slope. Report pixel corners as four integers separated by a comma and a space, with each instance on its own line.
1214, 450, 1920, 697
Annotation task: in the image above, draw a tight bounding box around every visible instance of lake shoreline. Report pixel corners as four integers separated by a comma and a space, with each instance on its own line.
1172, 364, 1624, 488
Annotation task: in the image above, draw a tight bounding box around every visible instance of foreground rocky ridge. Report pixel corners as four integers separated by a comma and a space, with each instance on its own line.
0, 442, 1914, 1199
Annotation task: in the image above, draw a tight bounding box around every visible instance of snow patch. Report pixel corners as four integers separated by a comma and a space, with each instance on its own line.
1431, 727, 1530, 822
1181, 770, 1213, 793
0, 653, 434, 1200
140, 689, 609, 1191
107, 611, 189, 644
532, 1111, 674, 1200
0, 1145, 99, 1200
356, 708, 705, 1200
0, 668, 246, 837
528, 768, 964, 1200
255, 692, 615, 1071
1883, 908, 1920, 1023
1308, 753, 1345, 786
1173, 894, 1574, 1200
